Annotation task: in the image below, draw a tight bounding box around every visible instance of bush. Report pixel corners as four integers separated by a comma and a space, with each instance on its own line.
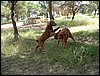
1, 17, 7, 24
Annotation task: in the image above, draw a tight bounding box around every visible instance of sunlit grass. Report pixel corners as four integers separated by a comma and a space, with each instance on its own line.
55, 15, 98, 27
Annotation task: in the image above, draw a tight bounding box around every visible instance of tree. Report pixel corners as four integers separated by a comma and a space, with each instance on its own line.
39, 1, 48, 17
1, 1, 10, 23
87, 1, 99, 16
71, 1, 81, 20
48, 1, 54, 20
62, 1, 81, 20
87, 2, 97, 14
80, 4, 88, 14
34, 2, 41, 12
26, 1, 34, 17
15, 1, 27, 21
1, 2, 10, 17
9, 1, 19, 40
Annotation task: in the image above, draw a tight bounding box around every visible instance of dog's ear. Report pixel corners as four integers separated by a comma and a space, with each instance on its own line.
36, 40, 38, 42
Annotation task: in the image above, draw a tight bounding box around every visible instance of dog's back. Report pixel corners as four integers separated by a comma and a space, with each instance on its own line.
55, 28, 70, 39
59, 28, 70, 36
55, 28, 75, 42
54, 28, 76, 48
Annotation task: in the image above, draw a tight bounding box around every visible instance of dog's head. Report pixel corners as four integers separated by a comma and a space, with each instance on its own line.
47, 20, 57, 26
54, 30, 63, 39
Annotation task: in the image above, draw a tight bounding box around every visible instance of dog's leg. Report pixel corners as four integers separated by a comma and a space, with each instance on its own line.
69, 34, 76, 47
57, 40, 60, 48
63, 36, 68, 49
39, 43, 45, 52
35, 45, 39, 51
69, 33, 76, 44
53, 27, 60, 32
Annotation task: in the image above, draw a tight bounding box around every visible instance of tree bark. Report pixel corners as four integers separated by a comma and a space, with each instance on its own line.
11, 1, 19, 40
16, 15, 19, 21
71, 1, 80, 21
72, 11, 75, 20
48, 1, 54, 20
94, 9, 97, 17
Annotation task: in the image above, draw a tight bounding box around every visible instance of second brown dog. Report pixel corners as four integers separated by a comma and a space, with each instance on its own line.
54, 28, 76, 49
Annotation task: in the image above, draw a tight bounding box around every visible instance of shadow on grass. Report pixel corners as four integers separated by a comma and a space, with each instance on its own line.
1, 30, 99, 75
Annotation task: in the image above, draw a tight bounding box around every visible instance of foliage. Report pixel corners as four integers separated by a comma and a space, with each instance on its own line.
34, 3, 41, 15
87, 1, 97, 14
1, 1, 10, 16
39, 1, 48, 8
15, 1, 28, 19
80, 4, 88, 14
39, 1, 48, 16
26, 1, 34, 10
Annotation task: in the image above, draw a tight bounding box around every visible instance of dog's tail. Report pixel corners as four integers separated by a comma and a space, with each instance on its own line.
53, 27, 60, 32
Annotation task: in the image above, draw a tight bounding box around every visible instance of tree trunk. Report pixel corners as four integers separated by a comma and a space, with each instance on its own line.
71, 1, 80, 21
72, 11, 75, 21
48, 1, 54, 20
94, 9, 97, 17
97, 7, 99, 15
11, 1, 19, 40
16, 15, 19, 21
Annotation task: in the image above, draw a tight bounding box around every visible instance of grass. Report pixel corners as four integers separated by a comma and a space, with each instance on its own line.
1, 28, 99, 75
55, 15, 98, 27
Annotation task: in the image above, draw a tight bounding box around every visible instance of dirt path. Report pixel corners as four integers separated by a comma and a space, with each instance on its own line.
2, 22, 99, 33
1, 15, 99, 32
1, 22, 24, 28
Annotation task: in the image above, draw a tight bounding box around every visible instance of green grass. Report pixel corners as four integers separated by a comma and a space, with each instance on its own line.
1, 28, 99, 75
55, 15, 97, 27
74, 30, 99, 40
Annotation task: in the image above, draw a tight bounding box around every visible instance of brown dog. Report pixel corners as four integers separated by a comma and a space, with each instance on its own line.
35, 20, 60, 52
54, 28, 76, 49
